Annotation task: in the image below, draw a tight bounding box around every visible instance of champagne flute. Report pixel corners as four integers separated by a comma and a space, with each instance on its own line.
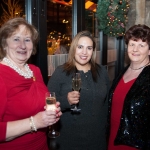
71, 73, 81, 112
45, 92, 60, 138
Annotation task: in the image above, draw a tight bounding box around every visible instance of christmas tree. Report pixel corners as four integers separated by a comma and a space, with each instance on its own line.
96, 0, 130, 37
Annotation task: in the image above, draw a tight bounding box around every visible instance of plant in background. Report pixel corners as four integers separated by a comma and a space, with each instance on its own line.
0, 0, 24, 27
96, 0, 130, 37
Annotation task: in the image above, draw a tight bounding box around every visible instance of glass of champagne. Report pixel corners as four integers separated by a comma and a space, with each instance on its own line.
71, 72, 81, 112
45, 92, 60, 138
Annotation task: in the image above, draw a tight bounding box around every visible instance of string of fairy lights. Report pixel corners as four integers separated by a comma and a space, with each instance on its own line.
96, 0, 130, 37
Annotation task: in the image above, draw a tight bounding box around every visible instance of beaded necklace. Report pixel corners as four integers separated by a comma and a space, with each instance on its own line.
3, 57, 33, 79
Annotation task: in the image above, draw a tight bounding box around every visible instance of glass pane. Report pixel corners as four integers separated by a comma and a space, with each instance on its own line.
47, 1, 72, 55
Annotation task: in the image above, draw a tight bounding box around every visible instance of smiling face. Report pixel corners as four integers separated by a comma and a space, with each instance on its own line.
128, 39, 150, 65
5, 25, 33, 66
74, 36, 93, 71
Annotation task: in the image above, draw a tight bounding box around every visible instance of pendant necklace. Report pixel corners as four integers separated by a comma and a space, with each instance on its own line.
130, 61, 150, 70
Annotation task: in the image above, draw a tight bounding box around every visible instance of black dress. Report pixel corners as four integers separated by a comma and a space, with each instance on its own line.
47, 65, 110, 150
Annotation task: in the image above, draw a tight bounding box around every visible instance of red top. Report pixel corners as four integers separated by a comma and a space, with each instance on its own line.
108, 77, 138, 150
0, 64, 49, 150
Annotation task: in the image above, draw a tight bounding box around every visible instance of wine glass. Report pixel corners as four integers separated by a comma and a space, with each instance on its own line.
45, 92, 60, 138
71, 72, 81, 112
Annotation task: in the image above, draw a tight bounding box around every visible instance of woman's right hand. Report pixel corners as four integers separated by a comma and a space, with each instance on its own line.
67, 91, 80, 105
34, 102, 62, 129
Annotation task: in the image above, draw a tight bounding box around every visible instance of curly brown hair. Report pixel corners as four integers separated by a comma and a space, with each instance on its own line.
124, 24, 150, 49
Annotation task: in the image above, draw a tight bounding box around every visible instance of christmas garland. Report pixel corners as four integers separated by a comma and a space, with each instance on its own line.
96, 0, 130, 37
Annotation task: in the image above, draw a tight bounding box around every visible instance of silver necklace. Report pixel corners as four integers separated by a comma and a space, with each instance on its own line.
3, 57, 33, 79
130, 62, 150, 70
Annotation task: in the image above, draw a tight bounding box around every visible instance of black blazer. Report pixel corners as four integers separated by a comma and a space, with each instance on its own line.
107, 65, 150, 150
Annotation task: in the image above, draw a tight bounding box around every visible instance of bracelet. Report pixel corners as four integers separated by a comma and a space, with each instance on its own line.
30, 116, 37, 132
29, 117, 33, 132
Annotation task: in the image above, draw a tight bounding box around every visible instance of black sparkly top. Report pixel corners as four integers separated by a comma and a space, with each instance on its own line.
107, 65, 150, 149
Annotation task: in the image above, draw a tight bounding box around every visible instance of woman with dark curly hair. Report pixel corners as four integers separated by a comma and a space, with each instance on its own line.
107, 24, 150, 150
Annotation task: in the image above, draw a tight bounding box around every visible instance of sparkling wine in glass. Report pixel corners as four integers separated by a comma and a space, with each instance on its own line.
45, 92, 60, 138
71, 73, 81, 112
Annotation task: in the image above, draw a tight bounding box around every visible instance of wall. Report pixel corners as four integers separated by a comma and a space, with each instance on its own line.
126, 0, 150, 30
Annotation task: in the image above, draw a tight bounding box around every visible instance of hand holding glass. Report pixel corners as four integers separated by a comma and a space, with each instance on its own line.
45, 92, 60, 138
71, 73, 81, 112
